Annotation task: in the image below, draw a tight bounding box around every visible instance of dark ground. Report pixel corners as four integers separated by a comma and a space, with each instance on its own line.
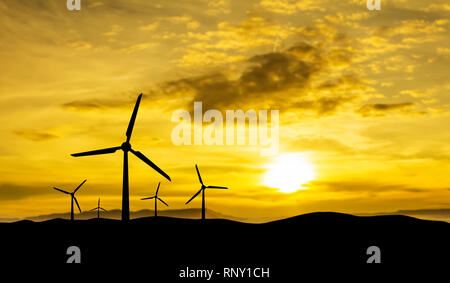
0, 212, 448, 279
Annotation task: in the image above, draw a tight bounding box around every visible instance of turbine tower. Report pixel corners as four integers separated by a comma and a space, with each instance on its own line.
71, 94, 171, 221
185, 165, 228, 220
89, 198, 107, 219
141, 182, 169, 217
53, 179, 86, 221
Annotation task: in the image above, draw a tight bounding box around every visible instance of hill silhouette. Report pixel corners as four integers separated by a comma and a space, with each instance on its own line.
374, 208, 450, 223
23, 208, 242, 222
0, 212, 448, 278
7, 207, 448, 224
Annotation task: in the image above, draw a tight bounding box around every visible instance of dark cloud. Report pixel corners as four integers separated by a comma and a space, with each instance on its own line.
0, 183, 47, 200
161, 41, 357, 115
169, 163, 265, 177
390, 150, 450, 161
311, 180, 430, 194
356, 102, 415, 117
292, 96, 355, 116
287, 136, 354, 153
61, 41, 341, 114
239, 43, 319, 95
14, 129, 58, 141
60, 35, 359, 116
193, 43, 321, 109
395, 208, 450, 215
61, 93, 140, 111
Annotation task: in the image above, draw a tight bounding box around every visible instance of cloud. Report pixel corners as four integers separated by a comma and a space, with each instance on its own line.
176, 50, 245, 67
66, 41, 92, 50
62, 97, 135, 111
259, 0, 326, 14
177, 15, 303, 67
437, 47, 450, 55
120, 42, 156, 54
165, 15, 200, 30
207, 0, 231, 15
163, 41, 358, 115
240, 44, 319, 93
102, 25, 123, 37
324, 12, 371, 28
139, 22, 159, 31
292, 96, 355, 116
0, 183, 48, 200
356, 102, 416, 117
139, 15, 201, 33
61, 37, 360, 117
376, 19, 448, 37
287, 136, 354, 153
14, 129, 58, 141
424, 3, 450, 12
88, 1, 104, 8
311, 180, 431, 194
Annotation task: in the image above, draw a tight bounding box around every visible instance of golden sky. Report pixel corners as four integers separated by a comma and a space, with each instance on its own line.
0, 0, 449, 220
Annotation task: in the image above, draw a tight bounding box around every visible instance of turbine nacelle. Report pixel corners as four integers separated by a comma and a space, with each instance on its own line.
121, 142, 132, 152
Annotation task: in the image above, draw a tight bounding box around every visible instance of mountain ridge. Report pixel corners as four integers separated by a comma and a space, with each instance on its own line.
1, 207, 449, 223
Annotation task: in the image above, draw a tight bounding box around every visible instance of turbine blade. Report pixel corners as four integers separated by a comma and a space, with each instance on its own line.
71, 146, 120, 157
195, 164, 203, 185
53, 187, 70, 194
130, 149, 171, 181
100, 208, 107, 212
126, 93, 143, 142
186, 188, 203, 204
156, 182, 160, 196
98, 198, 100, 207
74, 196, 81, 213
74, 179, 87, 193
89, 208, 97, 211
207, 186, 228, 189
158, 197, 169, 207
141, 196, 155, 200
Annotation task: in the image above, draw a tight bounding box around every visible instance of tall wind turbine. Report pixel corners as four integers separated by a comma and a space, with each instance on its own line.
89, 198, 107, 219
141, 182, 169, 217
71, 94, 171, 221
185, 165, 228, 220
53, 179, 86, 221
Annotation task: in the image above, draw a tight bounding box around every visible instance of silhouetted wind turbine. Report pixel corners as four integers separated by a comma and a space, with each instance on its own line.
53, 179, 86, 221
185, 165, 228, 220
89, 198, 107, 219
141, 182, 168, 217
71, 94, 171, 221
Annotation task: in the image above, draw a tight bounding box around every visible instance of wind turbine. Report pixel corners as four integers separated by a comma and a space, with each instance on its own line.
71, 93, 171, 221
141, 182, 169, 217
53, 179, 86, 221
185, 165, 228, 220
89, 198, 107, 219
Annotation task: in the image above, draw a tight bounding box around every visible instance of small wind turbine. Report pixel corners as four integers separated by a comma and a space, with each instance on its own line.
185, 165, 228, 220
71, 93, 171, 221
53, 179, 86, 221
141, 182, 168, 217
89, 198, 107, 219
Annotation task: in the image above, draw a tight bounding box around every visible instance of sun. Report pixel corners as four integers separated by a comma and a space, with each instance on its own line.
263, 153, 316, 193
